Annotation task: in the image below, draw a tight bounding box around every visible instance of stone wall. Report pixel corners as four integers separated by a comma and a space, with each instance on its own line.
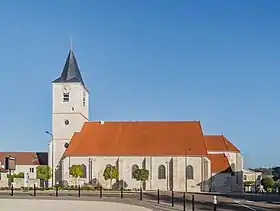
13, 178, 41, 189
210, 171, 243, 193
0, 174, 8, 187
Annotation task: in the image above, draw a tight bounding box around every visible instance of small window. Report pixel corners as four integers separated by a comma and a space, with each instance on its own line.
63, 93, 69, 102
64, 120, 70, 125
81, 164, 87, 178
243, 175, 247, 180
231, 163, 235, 176
186, 165, 194, 180
158, 165, 166, 179
132, 164, 139, 179
83, 92, 86, 106
30, 168, 34, 173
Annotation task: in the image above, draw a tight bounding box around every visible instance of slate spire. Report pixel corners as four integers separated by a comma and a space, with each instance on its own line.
53, 48, 85, 85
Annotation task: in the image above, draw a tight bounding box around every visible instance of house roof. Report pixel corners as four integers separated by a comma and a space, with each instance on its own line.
64, 121, 208, 157
243, 169, 260, 174
52, 48, 85, 86
207, 154, 230, 173
204, 135, 240, 152
0, 152, 48, 166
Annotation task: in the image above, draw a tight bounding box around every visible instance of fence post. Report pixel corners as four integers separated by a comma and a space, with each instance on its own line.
55, 183, 58, 197
213, 195, 217, 211
11, 184, 14, 196
33, 183, 36, 197
171, 190, 174, 207
183, 192, 186, 211
78, 185, 81, 197
157, 189, 159, 204
100, 186, 102, 198
140, 188, 142, 200
192, 194, 195, 211
121, 187, 123, 199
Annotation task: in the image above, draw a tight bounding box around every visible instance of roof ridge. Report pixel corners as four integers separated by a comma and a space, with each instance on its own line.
204, 134, 223, 137
88, 121, 201, 123
221, 135, 230, 152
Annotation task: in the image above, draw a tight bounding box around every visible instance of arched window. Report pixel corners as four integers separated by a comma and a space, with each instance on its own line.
81, 164, 87, 178
243, 175, 247, 181
186, 165, 194, 180
231, 163, 235, 171
231, 163, 236, 176
158, 165, 166, 179
132, 164, 139, 179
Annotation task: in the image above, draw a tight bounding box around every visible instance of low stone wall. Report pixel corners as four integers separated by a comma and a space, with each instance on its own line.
13, 178, 41, 189
0, 179, 8, 187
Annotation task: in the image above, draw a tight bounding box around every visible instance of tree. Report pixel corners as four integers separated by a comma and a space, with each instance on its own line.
132, 168, 149, 189
261, 177, 275, 191
69, 165, 83, 186
7, 172, 24, 180
36, 165, 52, 187
103, 164, 119, 189
272, 167, 280, 181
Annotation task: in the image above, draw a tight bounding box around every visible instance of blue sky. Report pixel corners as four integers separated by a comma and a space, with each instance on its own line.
0, 0, 279, 168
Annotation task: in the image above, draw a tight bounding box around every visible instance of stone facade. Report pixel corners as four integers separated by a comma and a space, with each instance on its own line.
61, 156, 212, 192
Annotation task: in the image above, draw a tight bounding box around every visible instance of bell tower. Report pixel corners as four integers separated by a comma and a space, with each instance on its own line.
48, 47, 89, 186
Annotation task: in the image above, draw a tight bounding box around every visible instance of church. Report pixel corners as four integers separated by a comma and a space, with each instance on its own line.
48, 48, 244, 193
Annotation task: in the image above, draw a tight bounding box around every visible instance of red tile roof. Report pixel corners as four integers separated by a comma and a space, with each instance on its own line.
208, 154, 230, 173
64, 121, 208, 157
0, 152, 47, 166
204, 135, 240, 153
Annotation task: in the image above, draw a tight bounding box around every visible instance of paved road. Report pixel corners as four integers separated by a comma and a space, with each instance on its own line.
189, 192, 280, 211
0, 198, 153, 211
0, 190, 279, 210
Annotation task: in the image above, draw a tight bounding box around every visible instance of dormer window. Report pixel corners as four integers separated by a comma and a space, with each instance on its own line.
63, 93, 69, 102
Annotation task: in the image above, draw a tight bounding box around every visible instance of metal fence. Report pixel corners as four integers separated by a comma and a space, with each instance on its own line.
8, 184, 217, 211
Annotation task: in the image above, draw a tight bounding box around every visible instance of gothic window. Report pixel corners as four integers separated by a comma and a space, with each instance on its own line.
132, 164, 139, 179
158, 165, 166, 179
63, 93, 70, 102
81, 164, 87, 178
231, 163, 236, 176
186, 165, 194, 180
203, 159, 209, 180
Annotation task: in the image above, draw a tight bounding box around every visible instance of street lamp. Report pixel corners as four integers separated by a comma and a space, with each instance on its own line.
45, 130, 54, 187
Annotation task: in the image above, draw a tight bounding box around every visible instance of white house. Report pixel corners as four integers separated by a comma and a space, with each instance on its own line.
0, 152, 48, 187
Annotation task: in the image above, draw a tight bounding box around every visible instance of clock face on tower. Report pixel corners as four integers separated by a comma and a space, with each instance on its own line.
62, 86, 70, 94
